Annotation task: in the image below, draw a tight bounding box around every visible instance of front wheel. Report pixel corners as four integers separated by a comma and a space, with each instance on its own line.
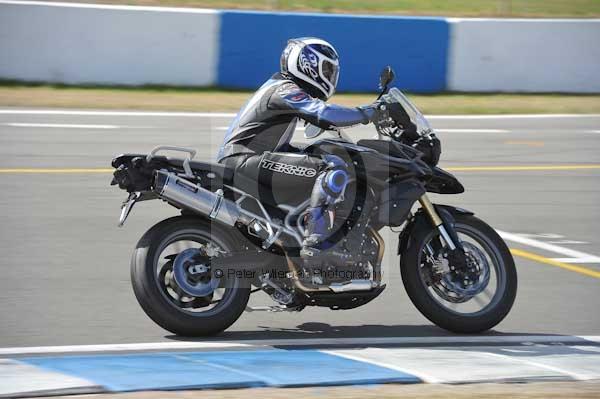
131, 216, 250, 336
401, 213, 517, 333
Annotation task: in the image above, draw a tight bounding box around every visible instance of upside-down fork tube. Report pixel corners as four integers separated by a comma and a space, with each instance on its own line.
369, 227, 385, 284
418, 194, 458, 250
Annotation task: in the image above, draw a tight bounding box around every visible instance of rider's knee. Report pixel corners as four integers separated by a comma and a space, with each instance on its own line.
324, 154, 347, 171
320, 155, 349, 198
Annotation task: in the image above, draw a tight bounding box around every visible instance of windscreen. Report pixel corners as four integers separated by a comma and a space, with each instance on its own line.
384, 87, 433, 136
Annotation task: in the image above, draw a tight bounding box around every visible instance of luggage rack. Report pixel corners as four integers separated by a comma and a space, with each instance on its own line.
146, 145, 197, 178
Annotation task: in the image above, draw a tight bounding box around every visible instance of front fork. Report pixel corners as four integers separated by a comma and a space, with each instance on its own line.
418, 194, 460, 251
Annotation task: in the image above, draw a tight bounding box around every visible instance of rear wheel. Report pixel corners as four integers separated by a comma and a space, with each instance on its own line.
131, 216, 250, 336
401, 213, 517, 333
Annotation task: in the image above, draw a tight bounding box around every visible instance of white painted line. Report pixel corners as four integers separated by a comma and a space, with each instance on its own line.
585, 130, 600, 133
547, 240, 589, 245
0, 109, 599, 119
427, 114, 600, 119
518, 233, 564, 239
501, 348, 534, 353
2, 123, 120, 129
0, 359, 98, 396
216, 126, 305, 131
552, 257, 600, 264
0, 341, 252, 356
435, 128, 509, 133
0, 335, 598, 356
0, 109, 236, 117
497, 230, 600, 263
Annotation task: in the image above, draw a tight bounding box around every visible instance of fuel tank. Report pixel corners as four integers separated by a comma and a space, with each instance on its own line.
304, 138, 432, 187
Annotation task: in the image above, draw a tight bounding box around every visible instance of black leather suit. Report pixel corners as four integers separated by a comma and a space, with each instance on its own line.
217, 73, 376, 251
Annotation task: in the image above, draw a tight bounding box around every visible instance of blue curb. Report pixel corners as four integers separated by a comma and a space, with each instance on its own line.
23, 349, 420, 391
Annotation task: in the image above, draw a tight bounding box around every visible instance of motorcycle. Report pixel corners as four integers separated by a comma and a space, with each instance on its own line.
111, 67, 517, 336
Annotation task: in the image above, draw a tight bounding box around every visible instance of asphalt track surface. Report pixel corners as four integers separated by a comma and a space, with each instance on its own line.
0, 108, 599, 347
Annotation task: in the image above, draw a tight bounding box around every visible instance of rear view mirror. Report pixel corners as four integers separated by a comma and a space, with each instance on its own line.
379, 66, 395, 90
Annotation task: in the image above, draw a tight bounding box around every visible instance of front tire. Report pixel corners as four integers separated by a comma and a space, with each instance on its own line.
131, 216, 250, 336
401, 213, 517, 333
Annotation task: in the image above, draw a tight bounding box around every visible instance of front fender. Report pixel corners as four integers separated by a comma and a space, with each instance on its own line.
397, 204, 474, 255
425, 167, 464, 194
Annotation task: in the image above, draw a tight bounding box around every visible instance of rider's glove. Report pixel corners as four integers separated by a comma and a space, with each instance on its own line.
356, 101, 386, 124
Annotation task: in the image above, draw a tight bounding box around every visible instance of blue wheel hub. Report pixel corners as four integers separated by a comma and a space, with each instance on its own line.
172, 248, 220, 297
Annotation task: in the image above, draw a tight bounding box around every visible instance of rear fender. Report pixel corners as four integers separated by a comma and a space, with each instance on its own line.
398, 205, 474, 255
111, 154, 155, 193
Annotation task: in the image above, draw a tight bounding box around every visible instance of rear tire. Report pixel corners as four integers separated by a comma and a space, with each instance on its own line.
131, 216, 250, 336
401, 213, 517, 333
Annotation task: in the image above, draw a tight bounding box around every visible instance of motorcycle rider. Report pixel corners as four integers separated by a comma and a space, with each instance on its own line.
217, 37, 382, 258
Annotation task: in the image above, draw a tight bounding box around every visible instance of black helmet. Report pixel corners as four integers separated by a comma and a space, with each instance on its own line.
280, 37, 340, 100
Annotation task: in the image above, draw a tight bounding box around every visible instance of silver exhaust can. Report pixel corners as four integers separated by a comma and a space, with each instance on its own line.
154, 170, 241, 226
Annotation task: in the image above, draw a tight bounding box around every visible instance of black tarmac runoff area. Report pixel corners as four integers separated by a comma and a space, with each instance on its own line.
0, 108, 599, 347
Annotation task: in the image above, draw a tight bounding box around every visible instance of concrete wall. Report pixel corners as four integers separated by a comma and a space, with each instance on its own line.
0, 1, 220, 86
1, 1, 600, 93
448, 19, 600, 93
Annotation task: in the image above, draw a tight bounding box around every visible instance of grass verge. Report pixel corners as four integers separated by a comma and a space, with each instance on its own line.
1, 84, 600, 114
52, 0, 600, 18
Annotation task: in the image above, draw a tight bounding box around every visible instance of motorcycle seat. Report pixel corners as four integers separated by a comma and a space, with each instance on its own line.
163, 157, 234, 182
111, 153, 234, 183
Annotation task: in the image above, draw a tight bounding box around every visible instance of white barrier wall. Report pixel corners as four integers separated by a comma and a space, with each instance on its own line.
0, 1, 219, 86
2, 2, 600, 93
448, 19, 600, 93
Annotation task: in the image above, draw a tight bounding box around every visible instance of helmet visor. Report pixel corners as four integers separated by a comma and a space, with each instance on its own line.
322, 60, 339, 88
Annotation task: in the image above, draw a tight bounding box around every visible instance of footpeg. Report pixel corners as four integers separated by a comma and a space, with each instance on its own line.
300, 246, 321, 258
